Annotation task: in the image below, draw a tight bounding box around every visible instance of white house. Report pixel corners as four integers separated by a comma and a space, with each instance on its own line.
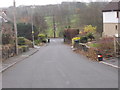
102, 0, 120, 37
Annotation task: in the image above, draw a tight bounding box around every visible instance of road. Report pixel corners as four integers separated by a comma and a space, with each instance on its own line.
2, 38, 118, 88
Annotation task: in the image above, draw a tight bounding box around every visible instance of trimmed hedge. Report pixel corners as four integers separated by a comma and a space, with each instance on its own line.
18, 37, 33, 48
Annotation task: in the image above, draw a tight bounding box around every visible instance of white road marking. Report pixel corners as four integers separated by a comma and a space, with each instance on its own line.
99, 61, 120, 69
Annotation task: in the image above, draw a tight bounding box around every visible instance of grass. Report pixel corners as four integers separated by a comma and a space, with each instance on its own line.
88, 43, 100, 48
45, 14, 80, 37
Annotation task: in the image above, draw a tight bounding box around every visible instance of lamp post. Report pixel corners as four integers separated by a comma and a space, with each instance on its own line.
13, 0, 18, 55
31, 6, 35, 48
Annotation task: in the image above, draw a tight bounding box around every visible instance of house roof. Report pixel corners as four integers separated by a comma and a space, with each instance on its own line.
102, 0, 120, 12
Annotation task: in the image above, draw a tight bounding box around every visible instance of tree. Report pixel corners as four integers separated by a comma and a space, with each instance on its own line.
17, 23, 38, 40
33, 12, 48, 33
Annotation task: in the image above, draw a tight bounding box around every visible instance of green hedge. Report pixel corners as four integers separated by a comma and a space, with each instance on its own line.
18, 37, 33, 47
18, 45, 29, 53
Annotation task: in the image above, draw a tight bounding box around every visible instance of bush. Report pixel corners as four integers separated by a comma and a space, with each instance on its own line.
38, 33, 47, 43
42, 39, 47, 43
35, 40, 41, 45
80, 36, 88, 43
18, 37, 33, 47
87, 33, 95, 41
18, 45, 29, 52
84, 25, 97, 33
2, 34, 14, 45
38, 34, 46, 39
18, 37, 25, 45
24, 38, 33, 48
97, 37, 114, 58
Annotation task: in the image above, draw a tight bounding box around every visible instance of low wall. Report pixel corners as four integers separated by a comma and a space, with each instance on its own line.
2, 44, 16, 60
2, 44, 29, 61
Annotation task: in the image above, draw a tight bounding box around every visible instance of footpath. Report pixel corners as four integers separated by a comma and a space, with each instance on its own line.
0, 48, 39, 72
71, 46, 119, 69
100, 57, 119, 69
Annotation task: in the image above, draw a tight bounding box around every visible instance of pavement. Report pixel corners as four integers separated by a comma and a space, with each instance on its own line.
1, 48, 39, 72
71, 45, 119, 69
2, 38, 118, 88
100, 57, 119, 69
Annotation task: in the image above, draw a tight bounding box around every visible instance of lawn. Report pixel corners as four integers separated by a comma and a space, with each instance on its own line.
88, 43, 100, 48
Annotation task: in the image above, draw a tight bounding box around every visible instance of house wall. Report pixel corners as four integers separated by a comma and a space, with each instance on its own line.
103, 11, 120, 23
103, 23, 120, 37
103, 11, 120, 37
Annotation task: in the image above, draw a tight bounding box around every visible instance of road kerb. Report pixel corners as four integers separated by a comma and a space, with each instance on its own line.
99, 61, 120, 69
1, 62, 17, 72
1, 49, 39, 72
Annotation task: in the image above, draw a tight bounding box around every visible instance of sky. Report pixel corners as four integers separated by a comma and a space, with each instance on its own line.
0, 0, 112, 8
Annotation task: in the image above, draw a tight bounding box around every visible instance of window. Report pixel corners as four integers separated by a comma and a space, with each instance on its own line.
117, 11, 119, 18
115, 25, 118, 30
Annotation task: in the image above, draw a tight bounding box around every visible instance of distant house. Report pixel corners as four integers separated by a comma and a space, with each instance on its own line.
102, 0, 120, 37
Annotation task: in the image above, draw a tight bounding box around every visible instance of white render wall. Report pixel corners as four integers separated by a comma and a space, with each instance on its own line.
103, 11, 120, 23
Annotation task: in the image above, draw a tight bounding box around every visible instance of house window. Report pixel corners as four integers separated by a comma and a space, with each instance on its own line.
117, 11, 119, 18
115, 25, 118, 30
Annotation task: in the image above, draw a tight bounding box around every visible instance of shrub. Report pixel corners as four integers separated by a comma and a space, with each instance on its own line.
18, 45, 29, 52
18, 37, 33, 47
84, 25, 97, 34
97, 37, 114, 58
38, 34, 46, 39
24, 38, 33, 48
38, 33, 47, 43
35, 40, 41, 45
87, 33, 95, 41
42, 39, 47, 43
18, 37, 25, 45
80, 36, 88, 43
2, 34, 14, 45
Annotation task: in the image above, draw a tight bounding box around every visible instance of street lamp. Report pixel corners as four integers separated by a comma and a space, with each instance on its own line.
13, 0, 18, 55
31, 6, 35, 48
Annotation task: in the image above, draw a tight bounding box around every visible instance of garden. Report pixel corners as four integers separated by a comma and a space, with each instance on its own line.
66, 25, 117, 61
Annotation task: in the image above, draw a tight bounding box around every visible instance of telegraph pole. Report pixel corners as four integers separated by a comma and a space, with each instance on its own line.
114, 35, 116, 55
53, 15, 56, 38
31, 6, 35, 48
13, 0, 18, 55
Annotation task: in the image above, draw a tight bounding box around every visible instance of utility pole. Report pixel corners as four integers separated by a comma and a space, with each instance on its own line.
0, 9, 2, 46
31, 6, 35, 48
13, 0, 18, 55
114, 35, 116, 55
0, 9, 2, 68
53, 15, 56, 38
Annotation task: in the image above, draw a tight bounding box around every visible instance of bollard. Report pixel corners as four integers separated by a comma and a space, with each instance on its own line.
97, 54, 103, 61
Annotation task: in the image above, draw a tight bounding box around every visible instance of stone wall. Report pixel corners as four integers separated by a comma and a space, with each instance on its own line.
2, 44, 29, 61
2, 44, 16, 60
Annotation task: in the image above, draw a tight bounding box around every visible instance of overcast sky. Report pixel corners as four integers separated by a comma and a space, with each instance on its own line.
0, 0, 112, 8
